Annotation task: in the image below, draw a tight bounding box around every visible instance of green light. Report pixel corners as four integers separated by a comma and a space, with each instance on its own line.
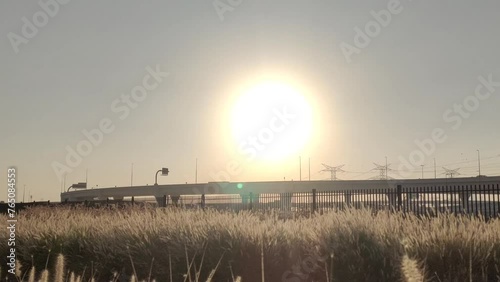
237, 183, 243, 189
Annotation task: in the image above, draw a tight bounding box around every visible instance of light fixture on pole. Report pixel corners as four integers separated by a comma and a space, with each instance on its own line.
155, 167, 170, 185
67, 182, 87, 192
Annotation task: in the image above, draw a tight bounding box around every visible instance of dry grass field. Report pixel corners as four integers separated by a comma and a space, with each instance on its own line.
1, 206, 499, 282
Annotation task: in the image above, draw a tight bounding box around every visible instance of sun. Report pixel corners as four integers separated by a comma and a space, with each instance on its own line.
230, 81, 313, 161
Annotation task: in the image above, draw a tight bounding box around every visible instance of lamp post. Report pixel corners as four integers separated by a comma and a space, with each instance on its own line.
477, 150, 481, 176
385, 156, 388, 179
155, 167, 170, 185
131, 163, 134, 186
299, 156, 302, 181
434, 158, 437, 179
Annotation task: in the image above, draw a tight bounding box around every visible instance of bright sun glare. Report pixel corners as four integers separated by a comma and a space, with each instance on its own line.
231, 81, 313, 161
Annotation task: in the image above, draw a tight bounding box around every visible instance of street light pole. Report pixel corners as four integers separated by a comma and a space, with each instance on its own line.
155, 167, 170, 185
155, 170, 161, 185
477, 149, 481, 176
308, 157, 311, 181
385, 156, 388, 179
131, 163, 134, 186
421, 165, 424, 179
434, 158, 437, 179
299, 156, 302, 181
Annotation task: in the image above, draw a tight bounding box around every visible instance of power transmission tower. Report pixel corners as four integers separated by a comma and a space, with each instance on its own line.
320, 164, 345, 181
370, 163, 393, 180
442, 167, 461, 178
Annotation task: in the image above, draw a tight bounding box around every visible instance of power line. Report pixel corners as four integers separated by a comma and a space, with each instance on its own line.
438, 154, 500, 167
389, 161, 500, 173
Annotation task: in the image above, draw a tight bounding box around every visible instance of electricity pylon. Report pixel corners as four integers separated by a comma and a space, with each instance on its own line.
370, 163, 393, 180
442, 167, 461, 178
320, 164, 345, 181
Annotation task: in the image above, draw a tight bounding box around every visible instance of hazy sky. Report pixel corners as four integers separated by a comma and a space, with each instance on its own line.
1, 0, 499, 201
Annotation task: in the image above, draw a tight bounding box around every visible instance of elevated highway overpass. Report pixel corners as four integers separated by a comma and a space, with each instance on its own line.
61, 176, 500, 211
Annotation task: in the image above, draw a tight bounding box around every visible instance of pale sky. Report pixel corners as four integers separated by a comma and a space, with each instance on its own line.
1, 0, 499, 201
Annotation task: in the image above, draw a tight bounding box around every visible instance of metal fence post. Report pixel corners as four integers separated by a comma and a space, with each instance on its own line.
249, 192, 253, 210
397, 185, 402, 212
312, 189, 317, 213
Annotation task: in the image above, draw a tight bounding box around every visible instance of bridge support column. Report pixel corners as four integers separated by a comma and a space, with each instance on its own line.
170, 195, 180, 207
155, 195, 167, 207
201, 194, 205, 209
241, 193, 259, 208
